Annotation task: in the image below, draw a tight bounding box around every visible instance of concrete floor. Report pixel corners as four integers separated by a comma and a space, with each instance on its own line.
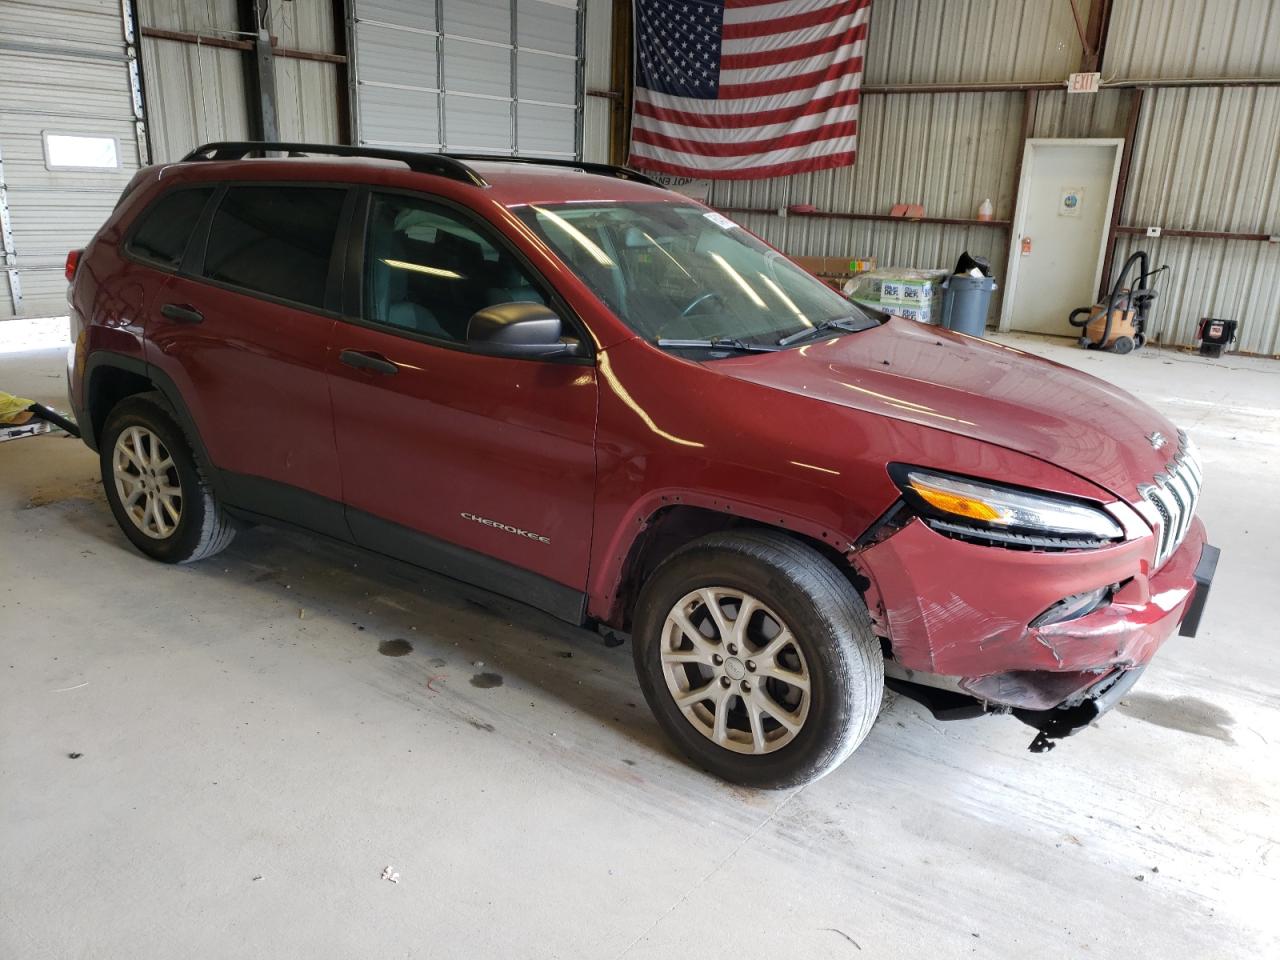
2, 325, 1278, 958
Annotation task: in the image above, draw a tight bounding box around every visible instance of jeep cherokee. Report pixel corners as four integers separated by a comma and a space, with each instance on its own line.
65, 142, 1218, 786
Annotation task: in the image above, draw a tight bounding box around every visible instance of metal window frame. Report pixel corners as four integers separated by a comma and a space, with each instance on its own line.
41, 131, 124, 172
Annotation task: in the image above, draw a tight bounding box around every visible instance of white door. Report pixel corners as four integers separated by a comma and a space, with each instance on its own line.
1002, 139, 1123, 335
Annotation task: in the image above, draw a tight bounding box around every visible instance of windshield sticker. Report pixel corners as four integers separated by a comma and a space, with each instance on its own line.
702, 211, 738, 231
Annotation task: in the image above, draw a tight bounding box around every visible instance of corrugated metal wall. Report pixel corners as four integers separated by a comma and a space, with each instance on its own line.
267, 0, 341, 144
1124, 86, 1280, 236
137, 0, 340, 163
1105, 0, 1280, 80
0, 0, 143, 318
1115, 84, 1280, 354
137, 0, 248, 161
703, 0, 1073, 324
711, 87, 1024, 316
1114, 234, 1280, 355
865, 0, 1080, 84
1030, 89, 1130, 139
716, 90, 1024, 217
1105, 1, 1280, 355
690, 0, 1280, 355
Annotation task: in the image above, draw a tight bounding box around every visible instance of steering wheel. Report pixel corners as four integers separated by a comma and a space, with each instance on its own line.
680, 291, 725, 318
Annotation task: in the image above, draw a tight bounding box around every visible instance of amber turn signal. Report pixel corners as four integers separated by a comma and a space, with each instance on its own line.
907, 478, 1002, 522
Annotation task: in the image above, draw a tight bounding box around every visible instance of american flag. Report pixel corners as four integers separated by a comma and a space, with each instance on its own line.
629, 0, 871, 180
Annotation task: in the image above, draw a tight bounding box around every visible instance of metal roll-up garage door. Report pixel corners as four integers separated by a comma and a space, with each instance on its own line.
0, 1, 145, 319
349, 0, 583, 158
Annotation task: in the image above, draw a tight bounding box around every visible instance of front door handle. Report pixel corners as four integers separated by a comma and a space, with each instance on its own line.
160, 303, 204, 324
339, 349, 399, 376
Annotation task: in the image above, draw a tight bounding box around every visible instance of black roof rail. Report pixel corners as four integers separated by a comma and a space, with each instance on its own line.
180, 141, 489, 187
442, 154, 665, 189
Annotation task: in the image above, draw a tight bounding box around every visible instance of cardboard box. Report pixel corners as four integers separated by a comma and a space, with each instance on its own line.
889, 203, 926, 219
791, 255, 877, 291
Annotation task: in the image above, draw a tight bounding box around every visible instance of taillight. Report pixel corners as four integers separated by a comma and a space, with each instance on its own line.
65, 249, 82, 282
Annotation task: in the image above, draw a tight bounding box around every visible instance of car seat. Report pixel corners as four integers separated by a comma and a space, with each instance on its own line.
366, 206, 452, 339
485, 256, 546, 307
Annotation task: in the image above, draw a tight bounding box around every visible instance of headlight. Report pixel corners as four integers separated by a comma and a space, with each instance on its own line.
890, 465, 1124, 548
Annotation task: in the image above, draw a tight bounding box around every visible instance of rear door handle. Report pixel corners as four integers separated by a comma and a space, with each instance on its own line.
160, 303, 204, 324
339, 349, 399, 375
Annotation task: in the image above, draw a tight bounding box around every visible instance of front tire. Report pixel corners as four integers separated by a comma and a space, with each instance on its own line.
632, 530, 883, 788
100, 392, 235, 564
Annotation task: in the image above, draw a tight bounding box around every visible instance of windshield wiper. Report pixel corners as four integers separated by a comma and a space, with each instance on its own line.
777, 317, 867, 346
656, 337, 781, 353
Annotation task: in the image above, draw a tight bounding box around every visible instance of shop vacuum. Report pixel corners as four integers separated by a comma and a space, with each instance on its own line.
1068, 250, 1168, 354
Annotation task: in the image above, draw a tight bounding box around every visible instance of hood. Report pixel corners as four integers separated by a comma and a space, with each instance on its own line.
713, 320, 1180, 500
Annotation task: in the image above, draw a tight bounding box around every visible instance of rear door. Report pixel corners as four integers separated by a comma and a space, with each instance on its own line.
326, 189, 597, 619
145, 183, 352, 537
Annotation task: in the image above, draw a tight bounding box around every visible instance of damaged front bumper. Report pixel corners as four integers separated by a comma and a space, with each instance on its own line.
884, 661, 1150, 752
863, 513, 1219, 750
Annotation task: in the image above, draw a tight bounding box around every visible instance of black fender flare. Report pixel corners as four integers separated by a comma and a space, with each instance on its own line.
82, 352, 223, 495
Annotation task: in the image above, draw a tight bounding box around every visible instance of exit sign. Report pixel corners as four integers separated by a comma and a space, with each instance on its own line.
1068, 72, 1101, 93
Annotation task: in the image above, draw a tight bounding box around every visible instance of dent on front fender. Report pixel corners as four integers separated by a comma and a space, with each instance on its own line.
857, 516, 1204, 680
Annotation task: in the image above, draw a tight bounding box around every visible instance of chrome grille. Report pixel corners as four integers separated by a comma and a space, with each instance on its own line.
1139, 431, 1202, 570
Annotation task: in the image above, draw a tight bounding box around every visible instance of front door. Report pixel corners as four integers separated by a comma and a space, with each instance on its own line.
1004, 139, 1123, 335
327, 190, 597, 620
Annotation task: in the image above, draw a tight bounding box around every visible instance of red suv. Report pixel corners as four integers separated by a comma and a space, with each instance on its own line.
67, 142, 1218, 786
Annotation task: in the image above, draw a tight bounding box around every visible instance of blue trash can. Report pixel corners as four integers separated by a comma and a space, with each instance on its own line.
941, 274, 998, 337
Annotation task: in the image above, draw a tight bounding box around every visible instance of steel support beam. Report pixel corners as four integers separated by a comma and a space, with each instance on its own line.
331, 0, 351, 143
609, 0, 631, 165
1079, 0, 1112, 73
1115, 225, 1274, 242
238, 0, 279, 142
859, 77, 1280, 95
138, 26, 346, 64
1066, 0, 1090, 54
252, 29, 280, 141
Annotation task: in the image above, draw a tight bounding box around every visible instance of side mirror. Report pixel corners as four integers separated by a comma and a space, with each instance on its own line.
466, 302, 585, 359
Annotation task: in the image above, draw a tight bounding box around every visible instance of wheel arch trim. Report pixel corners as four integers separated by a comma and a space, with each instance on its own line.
82, 351, 222, 495
587, 489, 880, 627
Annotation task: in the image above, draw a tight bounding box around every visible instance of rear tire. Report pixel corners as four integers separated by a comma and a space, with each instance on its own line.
100, 392, 235, 564
632, 530, 883, 788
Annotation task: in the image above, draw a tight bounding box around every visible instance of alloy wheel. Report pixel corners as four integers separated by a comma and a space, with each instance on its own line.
112, 426, 182, 540
660, 587, 811, 755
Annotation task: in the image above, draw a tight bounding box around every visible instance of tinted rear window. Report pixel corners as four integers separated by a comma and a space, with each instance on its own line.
202, 186, 346, 309
128, 187, 214, 269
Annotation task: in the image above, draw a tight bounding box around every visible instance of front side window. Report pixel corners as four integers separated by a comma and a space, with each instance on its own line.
128, 187, 214, 270
513, 202, 875, 350
202, 186, 346, 309
363, 193, 547, 341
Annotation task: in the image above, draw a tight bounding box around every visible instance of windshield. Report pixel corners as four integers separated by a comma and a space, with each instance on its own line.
512, 202, 876, 349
